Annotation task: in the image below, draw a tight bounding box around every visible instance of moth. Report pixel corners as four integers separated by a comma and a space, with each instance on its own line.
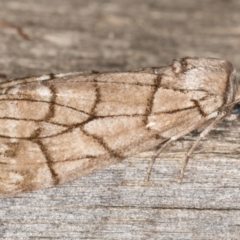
0, 57, 239, 195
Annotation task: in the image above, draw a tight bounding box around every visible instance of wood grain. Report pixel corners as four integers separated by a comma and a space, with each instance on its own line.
0, 0, 240, 239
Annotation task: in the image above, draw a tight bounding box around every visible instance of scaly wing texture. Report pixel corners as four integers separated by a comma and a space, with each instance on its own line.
0, 57, 235, 194
0, 72, 167, 194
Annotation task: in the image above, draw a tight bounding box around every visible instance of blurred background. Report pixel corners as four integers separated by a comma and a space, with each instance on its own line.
1, 1, 240, 239
1, 0, 240, 78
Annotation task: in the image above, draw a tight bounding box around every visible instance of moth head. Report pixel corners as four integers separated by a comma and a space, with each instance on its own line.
221, 62, 240, 121
230, 101, 240, 120
231, 102, 240, 115
226, 89, 240, 120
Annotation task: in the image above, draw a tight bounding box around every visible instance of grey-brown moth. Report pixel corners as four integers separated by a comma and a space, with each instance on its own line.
0, 57, 239, 194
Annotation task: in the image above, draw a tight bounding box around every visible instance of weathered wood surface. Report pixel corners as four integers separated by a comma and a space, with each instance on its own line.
0, 0, 240, 239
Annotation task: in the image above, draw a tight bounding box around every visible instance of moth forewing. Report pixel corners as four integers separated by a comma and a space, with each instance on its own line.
0, 57, 239, 195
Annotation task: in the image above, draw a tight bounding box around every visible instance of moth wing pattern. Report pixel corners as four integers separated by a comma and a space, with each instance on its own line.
0, 57, 238, 194
0, 71, 165, 194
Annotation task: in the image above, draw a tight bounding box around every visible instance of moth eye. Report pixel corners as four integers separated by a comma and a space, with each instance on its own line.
231, 103, 240, 115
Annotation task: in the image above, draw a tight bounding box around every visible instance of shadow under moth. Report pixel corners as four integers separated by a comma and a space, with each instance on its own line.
0, 57, 240, 195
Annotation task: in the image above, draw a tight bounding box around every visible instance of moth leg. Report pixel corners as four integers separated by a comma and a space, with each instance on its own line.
144, 139, 174, 182
178, 112, 226, 183
145, 112, 225, 183
144, 127, 204, 182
